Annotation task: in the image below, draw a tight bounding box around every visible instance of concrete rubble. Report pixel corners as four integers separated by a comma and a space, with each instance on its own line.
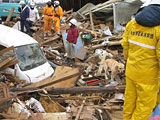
0, 0, 143, 119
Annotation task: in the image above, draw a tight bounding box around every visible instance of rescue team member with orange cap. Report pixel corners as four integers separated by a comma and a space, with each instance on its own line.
122, 0, 160, 119
53, 0, 63, 36
43, 1, 54, 37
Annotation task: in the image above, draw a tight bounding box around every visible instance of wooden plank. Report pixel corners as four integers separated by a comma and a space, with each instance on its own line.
108, 40, 122, 46
50, 66, 79, 88
84, 0, 121, 15
79, 28, 102, 36
1, 59, 18, 69
40, 36, 59, 45
0, 46, 14, 55
75, 99, 86, 120
47, 86, 125, 95
5, 8, 15, 22
77, 11, 86, 19
40, 97, 66, 113
90, 40, 122, 50
40, 113, 71, 120
25, 66, 80, 88
0, 113, 28, 119
0, 96, 16, 103
89, 8, 94, 31
44, 50, 57, 59
0, 57, 13, 68
36, 113, 43, 120
66, 15, 72, 22
63, 9, 73, 15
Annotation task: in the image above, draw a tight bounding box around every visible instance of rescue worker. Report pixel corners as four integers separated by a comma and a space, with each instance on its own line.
66, 19, 78, 64
28, 2, 40, 27
122, 0, 160, 119
53, 0, 63, 35
18, 1, 31, 35
135, 0, 160, 110
43, 1, 54, 37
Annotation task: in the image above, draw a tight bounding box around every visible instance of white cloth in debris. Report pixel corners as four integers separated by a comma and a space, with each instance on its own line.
25, 97, 45, 113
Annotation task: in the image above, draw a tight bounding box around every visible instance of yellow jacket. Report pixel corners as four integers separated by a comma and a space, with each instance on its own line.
54, 6, 63, 20
121, 20, 160, 85
43, 6, 54, 16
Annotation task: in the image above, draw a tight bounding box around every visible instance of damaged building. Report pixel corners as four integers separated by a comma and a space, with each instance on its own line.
0, 0, 160, 120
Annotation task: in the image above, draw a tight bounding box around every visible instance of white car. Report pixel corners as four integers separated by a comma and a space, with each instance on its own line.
0, 24, 54, 84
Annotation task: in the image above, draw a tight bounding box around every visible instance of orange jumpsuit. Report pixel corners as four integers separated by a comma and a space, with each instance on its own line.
54, 6, 63, 34
43, 6, 54, 33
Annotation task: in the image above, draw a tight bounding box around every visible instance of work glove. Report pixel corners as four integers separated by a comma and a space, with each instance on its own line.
60, 20, 63, 23
26, 18, 30, 21
73, 44, 76, 47
51, 19, 54, 24
66, 41, 69, 45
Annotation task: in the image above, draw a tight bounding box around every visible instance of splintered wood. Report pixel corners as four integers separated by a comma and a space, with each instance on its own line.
0, 0, 127, 119
0, 46, 18, 69
25, 66, 80, 88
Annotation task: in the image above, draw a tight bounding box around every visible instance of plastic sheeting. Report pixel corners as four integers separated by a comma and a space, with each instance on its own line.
62, 32, 83, 54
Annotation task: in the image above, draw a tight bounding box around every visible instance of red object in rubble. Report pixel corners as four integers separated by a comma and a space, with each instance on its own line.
86, 79, 100, 84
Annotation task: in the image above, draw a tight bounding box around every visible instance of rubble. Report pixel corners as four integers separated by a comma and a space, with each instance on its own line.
0, 0, 144, 119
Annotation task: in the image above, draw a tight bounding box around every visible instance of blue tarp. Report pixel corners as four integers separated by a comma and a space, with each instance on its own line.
150, 104, 160, 118
62, 32, 83, 54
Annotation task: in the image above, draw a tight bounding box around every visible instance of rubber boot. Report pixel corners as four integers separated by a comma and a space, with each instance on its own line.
66, 58, 70, 63
71, 58, 75, 64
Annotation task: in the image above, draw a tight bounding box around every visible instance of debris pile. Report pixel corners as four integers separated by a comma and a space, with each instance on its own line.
0, 0, 143, 119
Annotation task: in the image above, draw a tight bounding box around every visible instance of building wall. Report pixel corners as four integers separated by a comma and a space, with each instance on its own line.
52, 0, 109, 11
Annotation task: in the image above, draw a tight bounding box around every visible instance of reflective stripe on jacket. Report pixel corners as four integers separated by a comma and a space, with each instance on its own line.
121, 20, 160, 85
18, 5, 30, 21
67, 26, 78, 44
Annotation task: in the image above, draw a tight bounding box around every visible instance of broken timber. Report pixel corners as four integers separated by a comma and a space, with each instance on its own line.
89, 8, 94, 31
24, 67, 80, 88
79, 28, 102, 37
40, 36, 59, 45
90, 40, 122, 50
63, 9, 73, 15
10, 86, 125, 95
47, 86, 125, 95
5, 8, 15, 22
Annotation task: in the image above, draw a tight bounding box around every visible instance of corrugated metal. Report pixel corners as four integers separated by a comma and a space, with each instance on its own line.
113, 2, 141, 27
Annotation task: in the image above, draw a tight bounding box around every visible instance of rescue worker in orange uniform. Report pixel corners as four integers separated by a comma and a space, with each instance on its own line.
43, 1, 54, 36
122, 0, 160, 119
53, 0, 63, 35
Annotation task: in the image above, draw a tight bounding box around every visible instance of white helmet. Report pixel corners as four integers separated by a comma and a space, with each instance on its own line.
19, 0, 25, 5
149, 0, 160, 4
141, 0, 160, 7
54, 0, 60, 6
30, 2, 35, 6
69, 19, 77, 26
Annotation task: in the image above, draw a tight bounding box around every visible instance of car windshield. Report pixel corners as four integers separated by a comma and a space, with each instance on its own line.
14, 43, 46, 71
11, 0, 20, 3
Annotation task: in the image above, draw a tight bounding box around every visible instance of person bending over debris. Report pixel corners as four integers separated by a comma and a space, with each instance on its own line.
66, 19, 78, 64
53, 0, 63, 36
18, 1, 31, 36
43, 1, 54, 37
28, 2, 40, 28
122, 0, 160, 120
